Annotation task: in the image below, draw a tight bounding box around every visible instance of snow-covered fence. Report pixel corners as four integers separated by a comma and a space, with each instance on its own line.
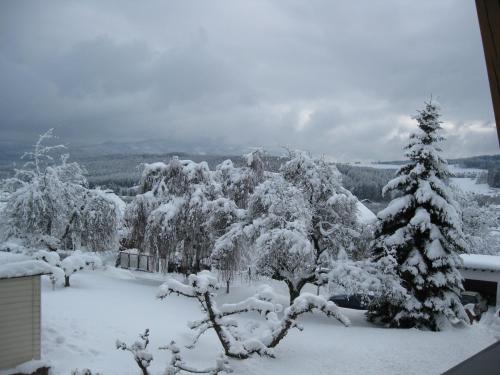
118, 251, 164, 273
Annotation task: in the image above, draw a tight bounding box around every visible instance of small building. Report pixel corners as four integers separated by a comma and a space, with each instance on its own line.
0, 260, 51, 372
459, 254, 500, 307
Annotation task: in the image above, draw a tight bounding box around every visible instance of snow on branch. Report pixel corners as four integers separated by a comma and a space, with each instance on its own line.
71, 369, 102, 375
116, 329, 153, 375
157, 271, 218, 299
158, 271, 349, 360
263, 293, 350, 348
162, 341, 233, 375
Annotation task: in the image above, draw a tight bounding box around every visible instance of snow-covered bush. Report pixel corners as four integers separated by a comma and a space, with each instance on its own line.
328, 260, 407, 302
34, 249, 101, 287
0, 129, 123, 251
157, 271, 349, 359
368, 101, 469, 331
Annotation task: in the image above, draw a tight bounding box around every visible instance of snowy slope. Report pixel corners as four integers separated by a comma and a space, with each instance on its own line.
356, 202, 377, 224
39, 269, 496, 375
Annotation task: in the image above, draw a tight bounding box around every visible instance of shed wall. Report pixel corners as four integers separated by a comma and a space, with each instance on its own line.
0, 276, 41, 370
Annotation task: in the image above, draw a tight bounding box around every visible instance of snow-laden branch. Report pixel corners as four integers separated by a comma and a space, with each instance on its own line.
162, 341, 233, 375
264, 293, 350, 348
158, 271, 349, 360
116, 329, 153, 375
157, 271, 218, 300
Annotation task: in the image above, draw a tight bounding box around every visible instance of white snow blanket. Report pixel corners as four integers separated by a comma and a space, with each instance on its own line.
0, 259, 53, 279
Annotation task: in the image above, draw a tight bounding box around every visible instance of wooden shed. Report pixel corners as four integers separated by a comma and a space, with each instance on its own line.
0, 260, 51, 372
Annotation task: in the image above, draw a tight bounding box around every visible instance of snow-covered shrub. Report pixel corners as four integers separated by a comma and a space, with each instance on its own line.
0, 129, 123, 251
34, 249, 101, 287
328, 260, 407, 303
368, 101, 469, 331
158, 271, 349, 359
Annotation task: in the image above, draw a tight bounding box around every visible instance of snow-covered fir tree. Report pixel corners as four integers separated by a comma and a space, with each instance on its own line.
368, 101, 469, 331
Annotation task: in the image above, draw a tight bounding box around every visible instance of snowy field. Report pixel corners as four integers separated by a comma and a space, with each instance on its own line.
40, 268, 497, 375
450, 177, 500, 196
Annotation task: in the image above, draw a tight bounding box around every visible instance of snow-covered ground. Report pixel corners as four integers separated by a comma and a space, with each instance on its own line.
40, 268, 497, 375
450, 177, 500, 196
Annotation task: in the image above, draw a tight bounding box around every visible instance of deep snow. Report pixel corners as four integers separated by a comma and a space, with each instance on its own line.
39, 268, 497, 375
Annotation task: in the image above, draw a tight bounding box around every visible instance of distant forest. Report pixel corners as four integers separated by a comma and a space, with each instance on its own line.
336, 164, 396, 202
1, 151, 498, 198
449, 155, 500, 188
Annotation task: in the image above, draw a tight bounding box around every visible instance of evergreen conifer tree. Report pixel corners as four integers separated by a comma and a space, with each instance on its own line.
368, 101, 468, 331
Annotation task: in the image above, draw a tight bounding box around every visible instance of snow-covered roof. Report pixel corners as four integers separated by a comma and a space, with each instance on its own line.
0, 260, 53, 279
356, 202, 377, 224
460, 254, 500, 272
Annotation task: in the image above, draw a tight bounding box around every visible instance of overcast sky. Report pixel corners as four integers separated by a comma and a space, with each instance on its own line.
0, 0, 498, 160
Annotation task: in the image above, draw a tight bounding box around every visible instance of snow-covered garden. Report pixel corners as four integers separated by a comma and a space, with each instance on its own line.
1, 102, 500, 374
38, 268, 496, 375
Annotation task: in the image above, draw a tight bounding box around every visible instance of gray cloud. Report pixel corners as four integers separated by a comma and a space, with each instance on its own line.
0, 0, 497, 160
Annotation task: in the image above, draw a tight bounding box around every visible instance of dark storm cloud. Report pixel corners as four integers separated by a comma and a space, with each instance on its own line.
0, 0, 497, 160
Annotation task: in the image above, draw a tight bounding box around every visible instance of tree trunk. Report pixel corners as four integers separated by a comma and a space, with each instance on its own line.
135, 360, 150, 375
226, 280, 230, 294
286, 281, 301, 306
64, 275, 70, 287
203, 291, 248, 359
284, 275, 316, 305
